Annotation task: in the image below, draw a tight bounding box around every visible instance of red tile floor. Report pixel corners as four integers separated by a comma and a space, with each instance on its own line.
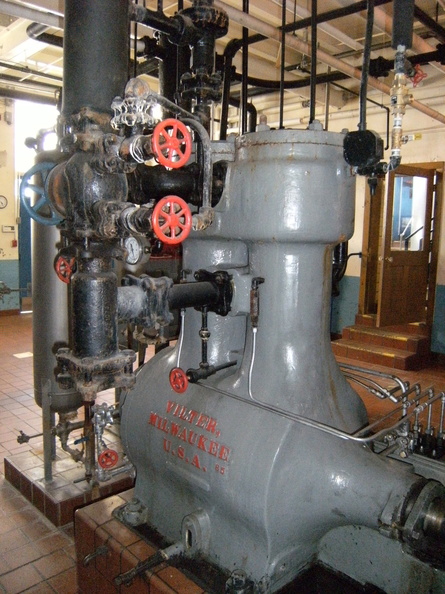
0, 312, 130, 594
0, 312, 444, 593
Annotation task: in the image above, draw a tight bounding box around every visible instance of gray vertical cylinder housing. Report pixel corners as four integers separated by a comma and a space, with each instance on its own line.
32, 223, 82, 412
120, 129, 423, 591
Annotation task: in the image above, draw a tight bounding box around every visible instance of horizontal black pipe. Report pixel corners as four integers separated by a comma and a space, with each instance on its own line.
414, 5, 445, 44
134, 165, 198, 204
118, 282, 220, 323
0, 59, 62, 82
233, 69, 348, 90
409, 47, 445, 65
26, 23, 63, 48
129, 3, 186, 40
168, 282, 220, 310
0, 73, 60, 91
0, 87, 57, 105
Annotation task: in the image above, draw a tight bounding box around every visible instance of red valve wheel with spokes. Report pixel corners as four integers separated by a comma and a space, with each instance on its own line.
169, 367, 189, 393
55, 256, 76, 284
152, 196, 192, 245
151, 118, 192, 169
98, 449, 119, 469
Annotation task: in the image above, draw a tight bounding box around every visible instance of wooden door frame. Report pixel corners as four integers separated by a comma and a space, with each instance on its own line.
358, 178, 385, 317
358, 162, 443, 327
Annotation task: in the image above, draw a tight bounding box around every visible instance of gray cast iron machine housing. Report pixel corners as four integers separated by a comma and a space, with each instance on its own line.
33, 0, 445, 591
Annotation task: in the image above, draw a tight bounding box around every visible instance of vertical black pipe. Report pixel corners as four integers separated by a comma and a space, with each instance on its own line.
159, 34, 179, 102
175, 0, 191, 111
177, 44, 192, 111
392, 0, 414, 49
279, 0, 286, 129
309, 0, 317, 124
220, 41, 241, 140
62, 0, 129, 117
71, 258, 119, 359
359, 0, 374, 131
241, 0, 249, 135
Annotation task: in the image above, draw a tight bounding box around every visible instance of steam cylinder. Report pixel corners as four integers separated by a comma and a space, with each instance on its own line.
32, 222, 82, 413
120, 129, 425, 591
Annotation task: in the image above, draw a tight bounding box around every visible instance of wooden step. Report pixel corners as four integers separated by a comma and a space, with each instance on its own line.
331, 339, 428, 371
342, 326, 430, 355
355, 314, 377, 327
384, 322, 430, 337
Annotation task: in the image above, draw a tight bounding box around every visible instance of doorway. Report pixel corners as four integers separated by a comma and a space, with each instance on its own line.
358, 162, 443, 329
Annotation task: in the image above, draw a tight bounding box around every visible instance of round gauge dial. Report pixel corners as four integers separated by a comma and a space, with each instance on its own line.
0, 195, 8, 209
124, 236, 143, 265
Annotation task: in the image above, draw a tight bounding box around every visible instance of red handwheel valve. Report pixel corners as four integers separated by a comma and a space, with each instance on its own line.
98, 449, 119, 469
55, 256, 76, 284
152, 196, 192, 245
169, 368, 188, 393
151, 118, 192, 169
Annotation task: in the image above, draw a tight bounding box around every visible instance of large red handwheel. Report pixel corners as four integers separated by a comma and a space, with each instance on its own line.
151, 119, 192, 169
98, 449, 119, 469
152, 196, 192, 245
55, 256, 76, 284
169, 367, 188, 393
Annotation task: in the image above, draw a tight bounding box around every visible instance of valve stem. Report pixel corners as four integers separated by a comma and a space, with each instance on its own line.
250, 277, 265, 328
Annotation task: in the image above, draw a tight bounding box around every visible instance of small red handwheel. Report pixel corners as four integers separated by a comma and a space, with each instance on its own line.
152, 196, 192, 245
55, 256, 76, 284
169, 367, 188, 393
151, 119, 192, 169
98, 449, 119, 469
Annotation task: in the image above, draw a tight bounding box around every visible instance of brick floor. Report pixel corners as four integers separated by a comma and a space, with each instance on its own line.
0, 313, 130, 593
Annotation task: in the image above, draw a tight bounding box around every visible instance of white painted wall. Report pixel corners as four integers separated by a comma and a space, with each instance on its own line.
0, 99, 16, 260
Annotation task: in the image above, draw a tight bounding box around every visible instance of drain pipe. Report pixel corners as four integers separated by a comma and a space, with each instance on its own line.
213, 0, 445, 125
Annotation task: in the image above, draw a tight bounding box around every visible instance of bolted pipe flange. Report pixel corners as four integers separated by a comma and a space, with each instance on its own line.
180, 2, 228, 39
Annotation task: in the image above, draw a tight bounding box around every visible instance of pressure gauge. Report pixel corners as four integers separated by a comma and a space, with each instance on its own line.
124, 236, 143, 265
0, 195, 7, 209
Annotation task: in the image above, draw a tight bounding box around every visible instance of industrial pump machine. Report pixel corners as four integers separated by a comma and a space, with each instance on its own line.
21, 0, 445, 592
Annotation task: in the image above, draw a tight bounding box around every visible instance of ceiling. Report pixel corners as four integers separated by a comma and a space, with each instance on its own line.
0, 0, 444, 130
